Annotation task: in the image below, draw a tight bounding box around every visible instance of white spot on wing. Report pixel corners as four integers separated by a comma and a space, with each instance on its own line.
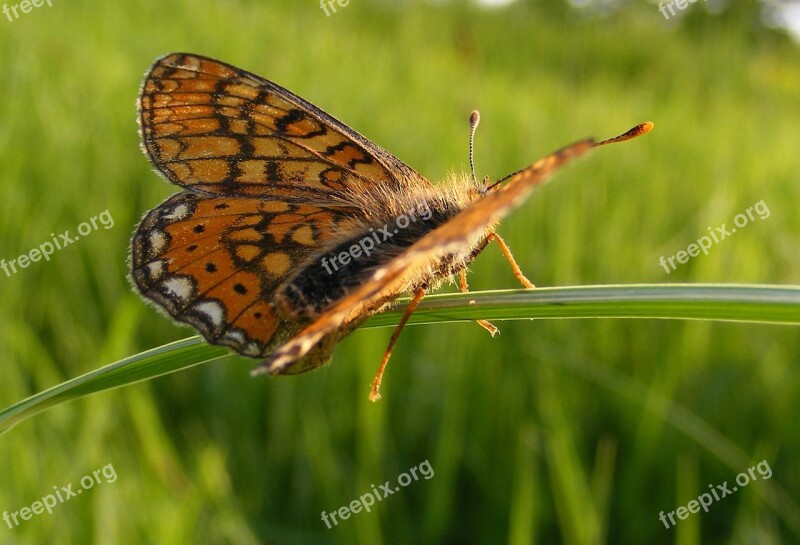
147, 260, 165, 280
194, 300, 225, 327
242, 342, 261, 357
149, 230, 168, 254
222, 329, 245, 344
164, 204, 190, 221
162, 276, 194, 302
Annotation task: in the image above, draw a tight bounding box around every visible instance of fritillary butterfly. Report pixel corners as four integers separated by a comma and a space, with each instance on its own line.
130, 53, 652, 399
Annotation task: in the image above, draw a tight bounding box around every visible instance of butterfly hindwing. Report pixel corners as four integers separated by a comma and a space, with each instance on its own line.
130, 191, 365, 358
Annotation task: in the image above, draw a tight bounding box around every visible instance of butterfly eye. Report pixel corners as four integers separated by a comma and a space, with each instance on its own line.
472, 175, 493, 198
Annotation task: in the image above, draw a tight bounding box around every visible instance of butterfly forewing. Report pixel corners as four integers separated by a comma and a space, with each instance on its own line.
138, 53, 429, 200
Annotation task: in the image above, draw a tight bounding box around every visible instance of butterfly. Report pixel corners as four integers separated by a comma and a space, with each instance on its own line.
130, 53, 652, 400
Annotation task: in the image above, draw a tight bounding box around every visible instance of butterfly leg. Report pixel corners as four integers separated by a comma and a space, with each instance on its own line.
369, 285, 428, 402
458, 270, 500, 337
486, 232, 535, 289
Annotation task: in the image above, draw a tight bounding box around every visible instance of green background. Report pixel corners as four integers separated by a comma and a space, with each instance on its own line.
1, 0, 798, 543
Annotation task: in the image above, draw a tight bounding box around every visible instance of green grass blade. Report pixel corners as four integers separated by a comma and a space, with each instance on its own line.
2, 283, 798, 434
370, 283, 800, 326
0, 338, 230, 434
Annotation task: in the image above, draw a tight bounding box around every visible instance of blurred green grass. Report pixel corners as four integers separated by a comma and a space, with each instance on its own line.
1, 0, 798, 543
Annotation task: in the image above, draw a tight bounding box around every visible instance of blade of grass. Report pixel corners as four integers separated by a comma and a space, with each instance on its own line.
0, 338, 230, 434
370, 284, 800, 326
1, 283, 798, 434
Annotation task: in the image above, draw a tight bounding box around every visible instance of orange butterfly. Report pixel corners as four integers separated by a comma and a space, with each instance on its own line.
130, 53, 652, 400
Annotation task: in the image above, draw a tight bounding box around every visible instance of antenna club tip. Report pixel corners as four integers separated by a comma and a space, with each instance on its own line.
640, 121, 654, 134
470, 110, 480, 126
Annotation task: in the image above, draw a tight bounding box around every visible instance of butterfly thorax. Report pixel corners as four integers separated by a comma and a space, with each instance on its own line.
276, 174, 489, 319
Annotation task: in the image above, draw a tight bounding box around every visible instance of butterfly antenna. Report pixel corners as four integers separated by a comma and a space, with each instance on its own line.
469, 110, 480, 186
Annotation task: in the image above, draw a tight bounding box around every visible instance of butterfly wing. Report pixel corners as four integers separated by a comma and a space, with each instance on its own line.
130, 191, 364, 358
134, 52, 434, 365
138, 53, 429, 200
261, 139, 597, 373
